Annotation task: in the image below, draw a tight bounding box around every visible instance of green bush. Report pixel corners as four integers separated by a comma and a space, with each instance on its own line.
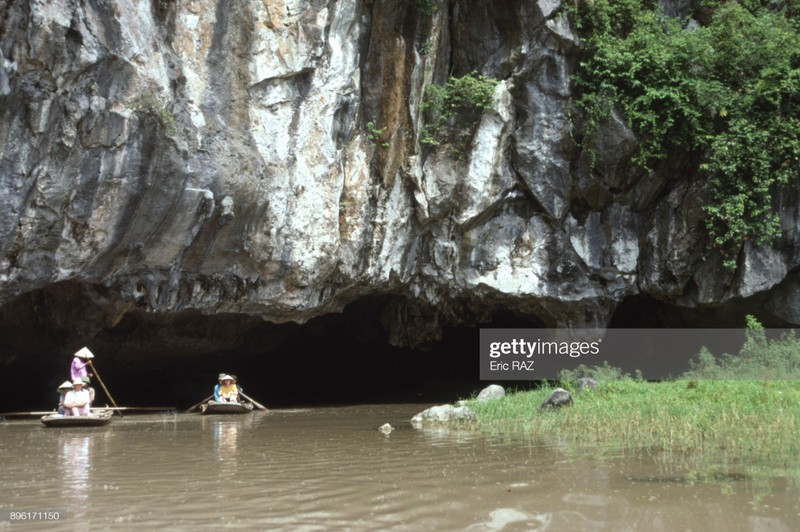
414, 0, 439, 16
366, 121, 389, 148
420, 71, 499, 148
567, 1, 800, 268
684, 315, 800, 379
127, 91, 177, 135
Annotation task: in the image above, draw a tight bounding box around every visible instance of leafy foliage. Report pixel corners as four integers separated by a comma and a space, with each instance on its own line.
684, 315, 800, 379
414, 0, 439, 16
420, 71, 499, 148
127, 91, 177, 136
366, 121, 389, 148
567, 1, 800, 267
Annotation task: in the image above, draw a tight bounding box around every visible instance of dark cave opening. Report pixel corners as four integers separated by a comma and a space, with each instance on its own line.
0, 291, 544, 413
2, 282, 793, 414
608, 294, 793, 329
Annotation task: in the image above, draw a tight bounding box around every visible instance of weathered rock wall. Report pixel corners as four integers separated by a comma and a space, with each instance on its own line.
2, 0, 799, 362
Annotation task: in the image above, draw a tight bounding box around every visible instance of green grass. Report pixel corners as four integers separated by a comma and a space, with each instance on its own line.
466, 379, 800, 460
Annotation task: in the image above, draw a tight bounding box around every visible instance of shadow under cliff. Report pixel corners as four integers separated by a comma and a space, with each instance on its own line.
0, 280, 793, 413
0, 286, 543, 412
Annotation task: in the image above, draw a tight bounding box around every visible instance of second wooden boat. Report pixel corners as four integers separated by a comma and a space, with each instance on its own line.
41, 410, 113, 427
199, 401, 254, 415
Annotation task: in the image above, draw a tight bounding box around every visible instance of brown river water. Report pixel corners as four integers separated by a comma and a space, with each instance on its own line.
1, 404, 798, 531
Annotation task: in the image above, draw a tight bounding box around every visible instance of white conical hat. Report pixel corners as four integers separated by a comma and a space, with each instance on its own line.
74, 347, 94, 359
57, 381, 73, 390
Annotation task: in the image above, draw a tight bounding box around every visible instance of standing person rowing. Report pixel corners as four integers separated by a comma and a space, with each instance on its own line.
70, 347, 94, 381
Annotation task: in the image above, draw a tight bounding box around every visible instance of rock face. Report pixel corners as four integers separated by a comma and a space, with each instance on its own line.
1, 0, 800, 364
411, 404, 477, 425
476, 384, 505, 402
539, 388, 572, 411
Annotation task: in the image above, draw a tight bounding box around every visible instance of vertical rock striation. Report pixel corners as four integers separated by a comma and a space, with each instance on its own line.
1, 0, 799, 361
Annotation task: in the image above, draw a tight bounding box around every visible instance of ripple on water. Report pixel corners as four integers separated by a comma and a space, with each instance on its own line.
1, 405, 799, 530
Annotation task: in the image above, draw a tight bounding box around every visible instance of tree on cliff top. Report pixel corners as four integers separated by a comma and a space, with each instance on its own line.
568, 0, 800, 269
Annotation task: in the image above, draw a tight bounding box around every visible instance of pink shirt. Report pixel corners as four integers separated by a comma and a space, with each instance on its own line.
70, 357, 90, 380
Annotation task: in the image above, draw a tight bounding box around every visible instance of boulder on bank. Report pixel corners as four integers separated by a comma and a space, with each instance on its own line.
577, 378, 598, 391
539, 388, 573, 411
476, 384, 506, 401
411, 404, 476, 425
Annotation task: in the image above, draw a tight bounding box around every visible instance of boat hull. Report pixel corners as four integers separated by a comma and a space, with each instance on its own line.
200, 401, 254, 415
41, 411, 113, 427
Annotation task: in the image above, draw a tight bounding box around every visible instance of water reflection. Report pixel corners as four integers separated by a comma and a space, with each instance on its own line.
58, 435, 92, 519
213, 422, 240, 471
202, 415, 260, 476
465, 508, 551, 531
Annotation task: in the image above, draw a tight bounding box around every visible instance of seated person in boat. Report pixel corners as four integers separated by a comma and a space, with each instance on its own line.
214, 374, 242, 403
56, 380, 73, 415
81, 376, 95, 409
63, 378, 91, 416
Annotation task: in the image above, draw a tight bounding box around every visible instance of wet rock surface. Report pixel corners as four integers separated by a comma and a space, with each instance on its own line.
411, 404, 477, 425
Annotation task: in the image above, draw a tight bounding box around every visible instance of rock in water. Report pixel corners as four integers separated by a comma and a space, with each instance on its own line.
539, 388, 573, 411
378, 423, 394, 434
411, 405, 476, 425
476, 384, 506, 402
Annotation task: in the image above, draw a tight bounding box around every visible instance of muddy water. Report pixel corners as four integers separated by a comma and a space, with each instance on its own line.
1, 404, 798, 531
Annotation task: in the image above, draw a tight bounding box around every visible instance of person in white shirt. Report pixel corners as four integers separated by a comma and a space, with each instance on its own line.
63, 379, 91, 416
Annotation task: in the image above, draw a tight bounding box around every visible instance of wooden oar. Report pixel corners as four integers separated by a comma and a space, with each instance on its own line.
185, 394, 214, 413
88, 361, 122, 417
97, 406, 176, 412
239, 391, 268, 411
0, 410, 56, 418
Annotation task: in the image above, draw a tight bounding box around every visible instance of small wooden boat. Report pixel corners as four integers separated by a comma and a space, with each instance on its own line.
2, 406, 174, 419
40, 410, 113, 427
199, 401, 254, 415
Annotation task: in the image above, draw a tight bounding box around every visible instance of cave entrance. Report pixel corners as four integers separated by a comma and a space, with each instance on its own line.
102, 298, 544, 409
0, 289, 544, 412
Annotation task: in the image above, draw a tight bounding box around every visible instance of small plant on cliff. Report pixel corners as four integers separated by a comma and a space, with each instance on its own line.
127, 91, 177, 135
420, 71, 499, 148
414, 0, 439, 16
566, 1, 800, 269
366, 121, 389, 148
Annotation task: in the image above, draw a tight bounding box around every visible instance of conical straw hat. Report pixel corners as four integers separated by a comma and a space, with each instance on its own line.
74, 347, 94, 359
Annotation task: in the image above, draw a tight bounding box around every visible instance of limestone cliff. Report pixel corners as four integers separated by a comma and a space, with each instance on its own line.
1, 0, 799, 364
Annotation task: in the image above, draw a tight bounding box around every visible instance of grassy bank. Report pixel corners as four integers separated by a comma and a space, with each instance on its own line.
466, 379, 800, 460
